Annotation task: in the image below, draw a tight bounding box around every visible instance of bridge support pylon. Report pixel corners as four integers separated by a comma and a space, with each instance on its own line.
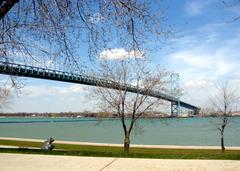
171, 101, 180, 116
194, 108, 200, 115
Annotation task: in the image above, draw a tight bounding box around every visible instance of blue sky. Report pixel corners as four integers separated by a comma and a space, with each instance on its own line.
3, 0, 240, 113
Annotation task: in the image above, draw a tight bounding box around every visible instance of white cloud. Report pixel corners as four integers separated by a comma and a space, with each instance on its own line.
184, 0, 213, 16
89, 13, 104, 24
99, 48, 144, 60
216, 60, 233, 76
184, 79, 210, 89
24, 84, 84, 97
45, 60, 54, 68
7, 83, 94, 113
162, 22, 240, 107
171, 52, 211, 69
170, 50, 235, 79
168, 22, 240, 81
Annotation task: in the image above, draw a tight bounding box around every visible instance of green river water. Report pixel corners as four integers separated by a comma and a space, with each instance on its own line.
0, 117, 239, 146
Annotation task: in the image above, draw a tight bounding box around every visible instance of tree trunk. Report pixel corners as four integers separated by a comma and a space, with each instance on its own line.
221, 129, 225, 152
124, 133, 130, 153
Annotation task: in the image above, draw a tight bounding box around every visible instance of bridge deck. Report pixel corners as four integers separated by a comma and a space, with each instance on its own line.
0, 62, 199, 113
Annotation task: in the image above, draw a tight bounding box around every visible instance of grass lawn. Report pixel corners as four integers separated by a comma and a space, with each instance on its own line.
0, 139, 240, 160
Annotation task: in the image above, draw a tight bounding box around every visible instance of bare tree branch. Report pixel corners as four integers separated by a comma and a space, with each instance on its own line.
0, 0, 19, 20
209, 81, 239, 152
91, 58, 170, 152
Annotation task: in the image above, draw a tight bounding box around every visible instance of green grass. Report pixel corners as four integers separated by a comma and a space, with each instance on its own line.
0, 139, 240, 160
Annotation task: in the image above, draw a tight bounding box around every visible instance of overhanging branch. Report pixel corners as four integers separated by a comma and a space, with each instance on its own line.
0, 0, 19, 20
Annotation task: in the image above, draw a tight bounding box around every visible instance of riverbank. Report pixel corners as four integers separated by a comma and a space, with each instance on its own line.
1, 137, 240, 150
0, 137, 240, 160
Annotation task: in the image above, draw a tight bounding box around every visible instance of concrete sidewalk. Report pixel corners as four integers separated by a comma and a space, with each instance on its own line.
0, 153, 240, 171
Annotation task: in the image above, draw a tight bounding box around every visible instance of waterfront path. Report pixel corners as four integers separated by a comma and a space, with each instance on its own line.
0, 153, 240, 171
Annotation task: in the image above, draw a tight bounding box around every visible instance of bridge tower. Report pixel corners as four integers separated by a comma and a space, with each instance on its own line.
170, 73, 180, 116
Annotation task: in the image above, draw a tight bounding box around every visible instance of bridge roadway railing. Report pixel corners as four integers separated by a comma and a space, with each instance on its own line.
0, 62, 199, 113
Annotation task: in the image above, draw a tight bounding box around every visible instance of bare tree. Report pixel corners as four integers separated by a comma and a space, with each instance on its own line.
92, 58, 170, 152
210, 81, 239, 152
0, 0, 171, 69
0, 86, 12, 109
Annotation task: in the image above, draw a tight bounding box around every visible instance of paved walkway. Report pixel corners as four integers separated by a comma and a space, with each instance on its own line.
0, 153, 240, 171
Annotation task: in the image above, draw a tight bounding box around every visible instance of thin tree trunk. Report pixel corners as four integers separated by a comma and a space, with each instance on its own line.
124, 132, 130, 153
221, 129, 225, 152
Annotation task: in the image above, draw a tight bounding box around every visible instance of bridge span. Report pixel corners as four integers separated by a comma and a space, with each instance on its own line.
0, 62, 200, 115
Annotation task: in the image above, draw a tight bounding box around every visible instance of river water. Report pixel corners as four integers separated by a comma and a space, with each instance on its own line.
0, 117, 239, 146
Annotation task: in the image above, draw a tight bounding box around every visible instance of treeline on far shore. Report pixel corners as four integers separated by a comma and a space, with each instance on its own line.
0, 112, 99, 118
0, 111, 171, 118
0, 111, 240, 118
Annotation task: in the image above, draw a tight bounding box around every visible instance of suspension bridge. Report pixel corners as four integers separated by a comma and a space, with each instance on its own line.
0, 62, 200, 115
